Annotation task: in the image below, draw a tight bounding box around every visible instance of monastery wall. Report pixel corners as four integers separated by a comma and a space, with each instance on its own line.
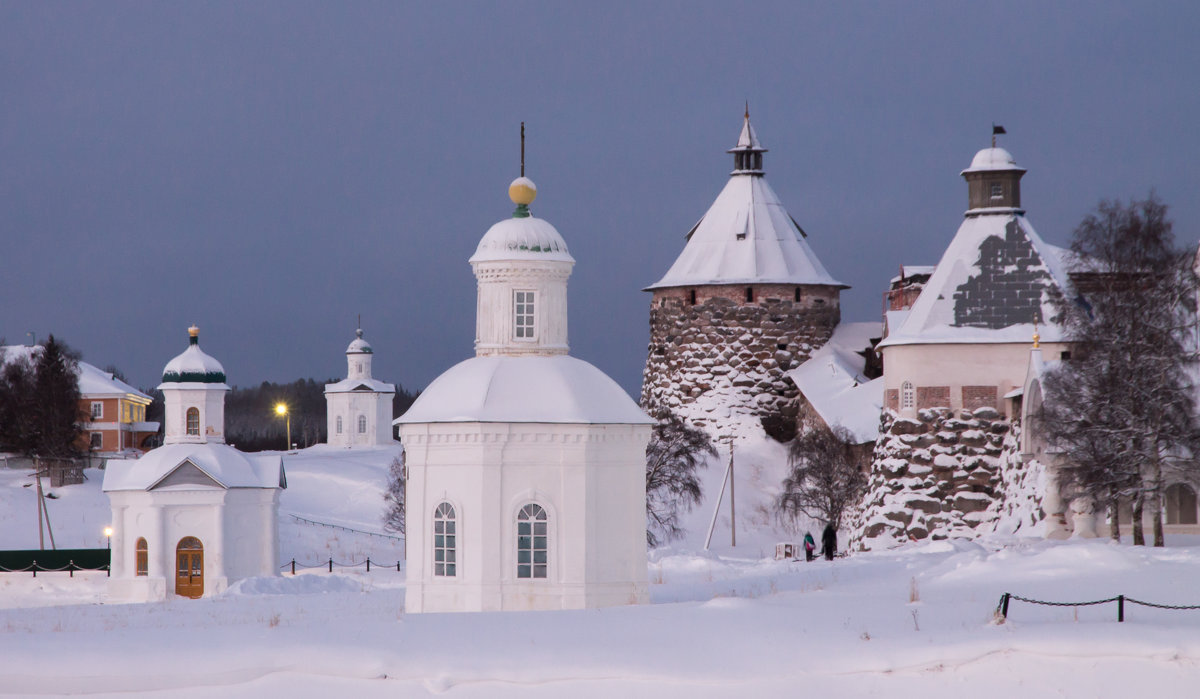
641, 284, 840, 435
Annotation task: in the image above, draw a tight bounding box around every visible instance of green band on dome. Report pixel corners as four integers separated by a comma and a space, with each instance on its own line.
162, 370, 227, 384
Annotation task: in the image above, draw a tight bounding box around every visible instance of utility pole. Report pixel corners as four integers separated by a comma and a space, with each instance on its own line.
703, 436, 737, 550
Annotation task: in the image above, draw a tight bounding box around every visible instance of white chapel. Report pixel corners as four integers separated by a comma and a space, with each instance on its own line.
396, 175, 654, 613
103, 326, 285, 602
325, 327, 396, 447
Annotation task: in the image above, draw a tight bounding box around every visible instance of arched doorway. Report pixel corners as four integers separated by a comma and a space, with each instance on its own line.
175, 536, 204, 598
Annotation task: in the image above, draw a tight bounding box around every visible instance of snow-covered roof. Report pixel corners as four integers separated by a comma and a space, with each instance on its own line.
731, 116, 764, 152
0, 345, 150, 400
161, 328, 227, 385
396, 355, 652, 425
325, 377, 395, 394
646, 174, 846, 290
469, 215, 574, 264
346, 328, 373, 355
102, 442, 286, 492
878, 213, 1072, 348
889, 265, 935, 284
788, 322, 884, 443
961, 147, 1025, 174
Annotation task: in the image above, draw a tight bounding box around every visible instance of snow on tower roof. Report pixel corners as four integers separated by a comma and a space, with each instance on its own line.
325, 376, 395, 394
879, 213, 1073, 348
395, 355, 652, 425
102, 442, 286, 492
962, 147, 1025, 174
470, 216, 575, 264
646, 174, 846, 290
161, 326, 227, 386
346, 328, 373, 355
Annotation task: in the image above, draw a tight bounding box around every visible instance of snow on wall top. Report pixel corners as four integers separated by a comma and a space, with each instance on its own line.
395, 355, 652, 425
961, 147, 1025, 174
879, 213, 1072, 348
646, 174, 846, 290
469, 215, 575, 264
0, 345, 150, 400
102, 442, 285, 491
324, 377, 395, 394
788, 322, 884, 443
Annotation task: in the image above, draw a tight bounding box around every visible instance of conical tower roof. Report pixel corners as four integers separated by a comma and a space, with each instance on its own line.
646, 113, 845, 290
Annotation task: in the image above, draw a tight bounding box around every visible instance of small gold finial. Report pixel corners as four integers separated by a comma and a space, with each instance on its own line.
744, 101, 750, 120
1032, 324, 1040, 349
509, 176, 537, 206
188, 325, 199, 338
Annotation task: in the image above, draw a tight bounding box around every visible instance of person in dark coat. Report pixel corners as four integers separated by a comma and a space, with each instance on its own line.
821, 523, 837, 561
803, 532, 816, 562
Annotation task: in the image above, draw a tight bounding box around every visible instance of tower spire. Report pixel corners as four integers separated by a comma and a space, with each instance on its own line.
729, 106, 767, 175
520, 121, 525, 177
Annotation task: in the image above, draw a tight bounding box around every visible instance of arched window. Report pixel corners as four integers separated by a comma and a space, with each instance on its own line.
901, 381, 915, 410
357, 415, 367, 433
336, 416, 343, 434
1166, 483, 1198, 525
185, 408, 200, 436
516, 503, 548, 579
433, 502, 456, 577
135, 537, 148, 577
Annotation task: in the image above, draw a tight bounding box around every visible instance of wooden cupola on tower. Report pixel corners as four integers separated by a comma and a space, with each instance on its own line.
961, 126, 1026, 213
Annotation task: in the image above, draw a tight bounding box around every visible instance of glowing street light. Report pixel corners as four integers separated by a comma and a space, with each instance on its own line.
104, 526, 113, 550
274, 403, 291, 452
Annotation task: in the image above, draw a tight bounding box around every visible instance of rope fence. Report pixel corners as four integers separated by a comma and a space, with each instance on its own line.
0, 561, 109, 577
996, 592, 1200, 623
280, 557, 403, 575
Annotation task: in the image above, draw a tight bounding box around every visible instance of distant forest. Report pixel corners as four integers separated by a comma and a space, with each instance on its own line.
144, 379, 419, 452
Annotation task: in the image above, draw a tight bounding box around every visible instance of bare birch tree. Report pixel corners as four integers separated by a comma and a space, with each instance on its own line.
777, 417, 868, 535
645, 412, 714, 547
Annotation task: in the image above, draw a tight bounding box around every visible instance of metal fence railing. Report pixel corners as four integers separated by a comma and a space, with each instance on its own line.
281, 557, 403, 575
997, 592, 1200, 623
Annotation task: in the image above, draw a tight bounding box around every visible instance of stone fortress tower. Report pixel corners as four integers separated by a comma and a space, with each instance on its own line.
641, 109, 847, 436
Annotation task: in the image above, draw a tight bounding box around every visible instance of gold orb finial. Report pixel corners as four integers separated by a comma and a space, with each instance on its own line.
509, 176, 537, 206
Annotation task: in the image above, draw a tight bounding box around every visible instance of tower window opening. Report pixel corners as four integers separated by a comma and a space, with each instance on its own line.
794, 288, 801, 302
901, 381, 915, 410
990, 183, 1003, 199
689, 289, 697, 305
336, 416, 343, 434
745, 287, 754, 303
358, 415, 367, 434
514, 290, 536, 340
186, 407, 200, 436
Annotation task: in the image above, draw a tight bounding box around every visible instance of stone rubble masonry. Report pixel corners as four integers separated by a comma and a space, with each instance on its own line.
853, 406, 1019, 548
640, 283, 841, 436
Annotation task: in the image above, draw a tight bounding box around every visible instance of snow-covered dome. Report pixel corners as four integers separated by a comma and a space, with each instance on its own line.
396, 355, 652, 425
161, 326, 226, 384
962, 147, 1024, 174
469, 215, 573, 263
346, 328, 373, 354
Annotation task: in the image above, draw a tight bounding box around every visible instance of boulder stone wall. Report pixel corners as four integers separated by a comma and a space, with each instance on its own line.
641, 284, 839, 436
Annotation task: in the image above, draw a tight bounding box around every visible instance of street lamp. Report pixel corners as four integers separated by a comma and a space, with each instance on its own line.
104, 526, 113, 550
275, 403, 290, 452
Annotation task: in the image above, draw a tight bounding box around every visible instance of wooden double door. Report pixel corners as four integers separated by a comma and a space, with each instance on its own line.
175, 537, 204, 598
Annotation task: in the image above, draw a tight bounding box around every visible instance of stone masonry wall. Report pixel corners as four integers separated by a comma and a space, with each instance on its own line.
641, 284, 840, 436
854, 407, 1011, 549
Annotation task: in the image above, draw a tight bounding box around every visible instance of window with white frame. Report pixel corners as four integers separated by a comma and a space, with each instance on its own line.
514, 290, 536, 340
90, 433, 103, 450
357, 415, 367, 433
901, 381, 915, 410
336, 416, 343, 434
186, 407, 200, 436
91, 402, 103, 419
516, 503, 548, 579
433, 502, 457, 576
990, 183, 1003, 199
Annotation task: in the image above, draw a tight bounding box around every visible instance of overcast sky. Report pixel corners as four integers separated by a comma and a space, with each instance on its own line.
3, 2, 1198, 399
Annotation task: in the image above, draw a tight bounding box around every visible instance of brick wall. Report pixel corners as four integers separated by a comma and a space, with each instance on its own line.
962, 385, 999, 413
885, 388, 899, 412
916, 386, 950, 410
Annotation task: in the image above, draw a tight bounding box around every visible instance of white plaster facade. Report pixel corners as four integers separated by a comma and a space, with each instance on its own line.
325, 328, 396, 447
396, 177, 653, 613
103, 327, 285, 602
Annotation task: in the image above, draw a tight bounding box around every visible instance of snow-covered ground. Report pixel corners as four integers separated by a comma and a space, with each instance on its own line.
3, 447, 1200, 697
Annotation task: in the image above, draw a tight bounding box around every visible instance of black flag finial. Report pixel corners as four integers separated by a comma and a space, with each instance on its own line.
992, 124, 1006, 147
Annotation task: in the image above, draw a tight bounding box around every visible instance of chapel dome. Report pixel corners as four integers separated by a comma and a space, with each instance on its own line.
396, 355, 652, 425
469, 215, 574, 264
161, 326, 227, 384
346, 328, 373, 354
962, 147, 1024, 174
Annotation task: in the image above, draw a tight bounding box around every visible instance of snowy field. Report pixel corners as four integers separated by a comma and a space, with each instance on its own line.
3, 447, 1200, 697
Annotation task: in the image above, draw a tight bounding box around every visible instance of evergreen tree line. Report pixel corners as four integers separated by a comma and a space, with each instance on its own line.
0, 336, 84, 457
